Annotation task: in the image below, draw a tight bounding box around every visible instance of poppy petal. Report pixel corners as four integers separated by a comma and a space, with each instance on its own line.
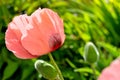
21, 8, 64, 56
98, 59, 120, 80
5, 27, 38, 59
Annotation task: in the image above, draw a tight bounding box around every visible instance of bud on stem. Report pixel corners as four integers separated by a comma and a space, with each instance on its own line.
34, 60, 57, 79
84, 42, 99, 64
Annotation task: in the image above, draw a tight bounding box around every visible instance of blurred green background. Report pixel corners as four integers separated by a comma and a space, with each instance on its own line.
0, 0, 120, 80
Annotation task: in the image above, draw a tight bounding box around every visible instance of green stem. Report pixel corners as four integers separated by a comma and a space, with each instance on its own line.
48, 53, 64, 80
91, 64, 97, 80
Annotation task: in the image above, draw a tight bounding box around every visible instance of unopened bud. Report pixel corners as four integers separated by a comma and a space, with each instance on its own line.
84, 42, 99, 63
34, 60, 57, 79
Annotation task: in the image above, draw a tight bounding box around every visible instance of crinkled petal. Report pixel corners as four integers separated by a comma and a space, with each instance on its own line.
44, 8, 65, 44
21, 24, 50, 56
21, 8, 65, 56
5, 27, 38, 59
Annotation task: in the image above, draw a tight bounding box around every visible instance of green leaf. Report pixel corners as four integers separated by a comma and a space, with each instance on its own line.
3, 61, 19, 79
97, 42, 119, 57
65, 58, 76, 68
74, 67, 100, 76
21, 66, 34, 80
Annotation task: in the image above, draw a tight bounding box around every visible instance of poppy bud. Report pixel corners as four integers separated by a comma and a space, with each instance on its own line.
34, 60, 57, 79
84, 42, 99, 63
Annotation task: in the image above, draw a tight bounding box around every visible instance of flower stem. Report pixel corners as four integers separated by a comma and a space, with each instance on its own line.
48, 53, 64, 80
91, 64, 97, 80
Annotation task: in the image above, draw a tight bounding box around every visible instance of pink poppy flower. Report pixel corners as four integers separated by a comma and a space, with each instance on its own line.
5, 8, 65, 59
98, 58, 120, 80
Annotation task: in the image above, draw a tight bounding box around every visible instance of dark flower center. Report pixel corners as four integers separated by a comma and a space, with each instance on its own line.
49, 33, 62, 50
